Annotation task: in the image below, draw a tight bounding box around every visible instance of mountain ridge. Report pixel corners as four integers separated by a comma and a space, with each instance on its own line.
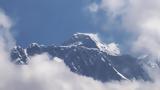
10, 33, 151, 82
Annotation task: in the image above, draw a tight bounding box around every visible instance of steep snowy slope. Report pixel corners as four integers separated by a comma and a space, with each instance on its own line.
63, 33, 120, 56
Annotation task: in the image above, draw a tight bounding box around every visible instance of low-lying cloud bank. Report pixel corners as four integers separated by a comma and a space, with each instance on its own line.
0, 53, 158, 90
0, 6, 160, 90
0, 51, 160, 90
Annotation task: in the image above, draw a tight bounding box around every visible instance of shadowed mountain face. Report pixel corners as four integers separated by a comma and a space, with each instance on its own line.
11, 33, 151, 82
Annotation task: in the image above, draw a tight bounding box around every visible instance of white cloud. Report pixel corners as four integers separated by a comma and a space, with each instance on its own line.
0, 52, 160, 90
0, 9, 12, 30
0, 9, 15, 51
88, 0, 160, 57
100, 0, 127, 17
88, 3, 99, 13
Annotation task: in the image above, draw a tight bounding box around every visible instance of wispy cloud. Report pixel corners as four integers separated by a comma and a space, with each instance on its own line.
88, 0, 160, 57
0, 9, 12, 30
0, 9, 14, 60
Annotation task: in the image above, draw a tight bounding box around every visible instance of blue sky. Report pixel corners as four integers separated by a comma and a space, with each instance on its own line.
0, 0, 96, 46
0, 0, 131, 50
2, 0, 160, 56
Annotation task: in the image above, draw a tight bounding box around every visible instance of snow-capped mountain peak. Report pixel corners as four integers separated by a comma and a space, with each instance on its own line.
63, 33, 120, 56
29, 43, 40, 48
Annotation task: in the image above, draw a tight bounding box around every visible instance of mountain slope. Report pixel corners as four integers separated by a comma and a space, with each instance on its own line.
10, 33, 151, 82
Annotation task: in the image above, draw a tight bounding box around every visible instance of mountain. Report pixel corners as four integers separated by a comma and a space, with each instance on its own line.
10, 33, 151, 82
